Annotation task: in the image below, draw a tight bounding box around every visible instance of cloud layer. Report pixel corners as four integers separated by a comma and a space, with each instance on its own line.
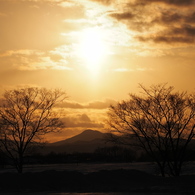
107, 0, 195, 45
58, 99, 117, 109
62, 113, 104, 128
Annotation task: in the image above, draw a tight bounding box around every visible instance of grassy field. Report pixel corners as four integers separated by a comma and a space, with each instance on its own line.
0, 162, 156, 174
0, 162, 195, 194
1, 161, 195, 175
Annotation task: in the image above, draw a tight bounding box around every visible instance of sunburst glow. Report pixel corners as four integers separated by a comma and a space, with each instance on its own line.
78, 28, 109, 74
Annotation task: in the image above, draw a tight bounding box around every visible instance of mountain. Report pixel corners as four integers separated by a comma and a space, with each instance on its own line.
41, 129, 110, 154
51, 129, 105, 146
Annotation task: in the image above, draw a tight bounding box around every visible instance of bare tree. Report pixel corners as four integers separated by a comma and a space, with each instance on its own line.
107, 84, 195, 177
0, 87, 67, 173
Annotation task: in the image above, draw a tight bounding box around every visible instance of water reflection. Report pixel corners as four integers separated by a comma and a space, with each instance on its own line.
52, 193, 177, 195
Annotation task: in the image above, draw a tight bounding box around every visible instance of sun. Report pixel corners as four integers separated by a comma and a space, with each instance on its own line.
78, 27, 109, 74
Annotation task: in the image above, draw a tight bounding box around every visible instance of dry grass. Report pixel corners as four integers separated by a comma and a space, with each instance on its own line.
0, 162, 195, 193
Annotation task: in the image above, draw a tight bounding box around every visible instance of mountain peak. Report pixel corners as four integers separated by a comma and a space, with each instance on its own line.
51, 129, 105, 146
79, 129, 103, 135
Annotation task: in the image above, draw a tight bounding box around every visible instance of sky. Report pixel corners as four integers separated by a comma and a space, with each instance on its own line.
0, 0, 195, 142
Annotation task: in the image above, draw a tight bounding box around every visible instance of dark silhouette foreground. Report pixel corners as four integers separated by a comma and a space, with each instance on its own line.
0, 169, 195, 193
107, 84, 195, 177
0, 87, 66, 173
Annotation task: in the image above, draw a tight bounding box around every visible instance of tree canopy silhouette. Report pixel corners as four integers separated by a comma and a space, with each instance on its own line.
0, 87, 67, 173
107, 84, 195, 176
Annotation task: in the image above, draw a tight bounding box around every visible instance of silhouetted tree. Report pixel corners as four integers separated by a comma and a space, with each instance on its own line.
107, 84, 195, 177
0, 87, 66, 173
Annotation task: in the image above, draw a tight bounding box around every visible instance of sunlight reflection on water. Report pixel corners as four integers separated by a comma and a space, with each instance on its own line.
52, 194, 130, 195
51, 193, 177, 195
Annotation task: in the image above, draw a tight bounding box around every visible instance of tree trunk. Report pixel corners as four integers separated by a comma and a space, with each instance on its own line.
156, 161, 165, 177
17, 152, 24, 173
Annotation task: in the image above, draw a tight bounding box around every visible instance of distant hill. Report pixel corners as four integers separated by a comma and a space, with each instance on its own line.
40, 129, 195, 155
41, 129, 111, 154
51, 129, 105, 146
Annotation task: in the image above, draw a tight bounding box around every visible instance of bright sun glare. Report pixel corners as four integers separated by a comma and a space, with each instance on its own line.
78, 28, 109, 75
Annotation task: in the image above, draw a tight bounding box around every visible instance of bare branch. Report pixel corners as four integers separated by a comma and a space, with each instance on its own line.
107, 84, 195, 177
0, 87, 67, 173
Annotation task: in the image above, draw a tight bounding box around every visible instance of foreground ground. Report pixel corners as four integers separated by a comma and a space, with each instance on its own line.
0, 163, 195, 194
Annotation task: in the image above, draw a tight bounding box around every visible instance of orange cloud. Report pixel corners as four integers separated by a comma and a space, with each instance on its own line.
107, 0, 195, 45
58, 99, 117, 109
0, 1, 85, 51
61, 113, 104, 128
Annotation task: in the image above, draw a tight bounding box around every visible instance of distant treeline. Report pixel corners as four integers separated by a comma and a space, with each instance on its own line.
0, 145, 195, 167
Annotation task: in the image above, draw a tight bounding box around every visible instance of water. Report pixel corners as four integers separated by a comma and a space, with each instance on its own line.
2, 193, 178, 195
51, 193, 183, 195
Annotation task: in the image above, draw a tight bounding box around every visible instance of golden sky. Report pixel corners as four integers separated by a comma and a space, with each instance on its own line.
0, 0, 195, 142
